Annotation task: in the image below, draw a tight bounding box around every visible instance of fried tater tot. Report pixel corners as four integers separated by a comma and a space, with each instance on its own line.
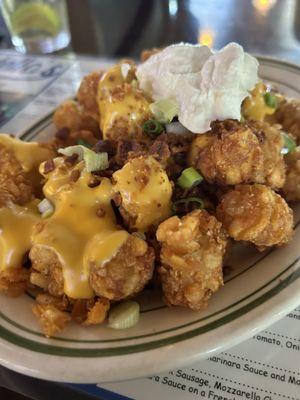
77, 71, 102, 120
0, 135, 54, 205
250, 121, 286, 189
36, 293, 69, 311
274, 99, 300, 143
53, 99, 99, 135
217, 184, 293, 249
29, 245, 64, 297
0, 268, 30, 297
0, 144, 33, 205
282, 147, 300, 202
156, 210, 227, 310
32, 303, 71, 337
189, 120, 285, 188
113, 155, 172, 231
97, 63, 152, 141
90, 235, 154, 301
189, 121, 264, 186
71, 298, 110, 326
53, 129, 98, 149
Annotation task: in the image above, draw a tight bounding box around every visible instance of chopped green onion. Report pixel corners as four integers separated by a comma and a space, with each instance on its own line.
142, 119, 164, 136
177, 167, 203, 189
108, 301, 140, 329
281, 132, 296, 155
84, 150, 108, 172
264, 92, 278, 108
150, 99, 178, 123
172, 197, 204, 213
58, 145, 108, 172
77, 138, 92, 148
42, 208, 54, 219
38, 199, 54, 218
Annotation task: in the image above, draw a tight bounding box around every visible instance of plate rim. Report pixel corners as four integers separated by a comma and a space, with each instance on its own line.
1, 55, 300, 383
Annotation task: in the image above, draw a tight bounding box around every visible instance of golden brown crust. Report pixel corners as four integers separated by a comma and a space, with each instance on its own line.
156, 210, 227, 310
90, 235, 154, 300
53, 100, 99, 135
189, 121, 264, 186
36, 293, 69, 311
189, 120, 286, 188
217, 184, 293, 249
274, 99, 300, 143
0, 268, 30, 297
250, 121, 286, 188
29, 245, 64, 297
52, 129, 98, 149
282, 147, 300, 201
70, 298, 110, 325
32, 303, 71, 337
77, 71, 102, 120
0, 144, 34, 205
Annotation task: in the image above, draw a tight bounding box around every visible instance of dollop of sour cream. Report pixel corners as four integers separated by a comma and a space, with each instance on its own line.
136, 43, 259, 133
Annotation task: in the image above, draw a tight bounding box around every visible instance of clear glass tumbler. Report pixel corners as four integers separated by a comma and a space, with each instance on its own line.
0, 0, 71, 54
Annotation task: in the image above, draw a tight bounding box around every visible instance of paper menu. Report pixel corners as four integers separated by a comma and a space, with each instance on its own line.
72, 308, 299, 400
0, 50, 112, 134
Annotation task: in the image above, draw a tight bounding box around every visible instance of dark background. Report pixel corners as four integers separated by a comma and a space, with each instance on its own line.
1, 0, 300, 61
0, 0, 300, 399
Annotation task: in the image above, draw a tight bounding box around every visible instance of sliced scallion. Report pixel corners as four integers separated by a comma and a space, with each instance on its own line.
150, 98, 178, 123
38, 199, 54, 218
172, 197, 204, 213
281, 132, 296, 155
58, 145, 108, 172
77, 138, 92, 148
264, 92, 278, 108
177, 167, 203, 189
142, 119, 164, 136
108, 301, 140, 330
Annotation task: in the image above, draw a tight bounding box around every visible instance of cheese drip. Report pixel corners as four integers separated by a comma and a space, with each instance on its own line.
113, 156, 172, 231
0, 200, 41, 271
242, 82, 276, 121
32, 165, 129, 299
0, 134, 53, 172
97, 64, 151, 139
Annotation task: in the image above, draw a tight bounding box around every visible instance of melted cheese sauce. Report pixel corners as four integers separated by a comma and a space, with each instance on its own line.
32, 167, 128, 298
113, 156, 172, 231
242, 82, 276, 121
0, 134, 53, 172
0, 200, 40, 271
97, 64, 151, 139
40, 158, 84, 203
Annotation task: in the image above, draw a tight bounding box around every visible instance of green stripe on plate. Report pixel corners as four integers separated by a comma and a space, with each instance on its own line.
1, 257, 299, 355
0, 246, 284, 343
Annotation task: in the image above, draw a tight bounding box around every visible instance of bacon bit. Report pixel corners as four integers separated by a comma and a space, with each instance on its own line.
70, 169, 80, 182
55, 127, 70, 140
94, 139, 116, 156
88, 176, 100, 188
96, 206, 106, 218
43, 159, 55, 174
113, 193, 122, 207
65, 153, 78, 165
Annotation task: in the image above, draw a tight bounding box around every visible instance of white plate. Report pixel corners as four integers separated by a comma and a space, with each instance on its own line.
0, 56, 300, 384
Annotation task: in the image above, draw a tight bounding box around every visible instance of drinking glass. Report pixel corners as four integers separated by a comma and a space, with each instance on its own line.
0, 0, 71, 53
